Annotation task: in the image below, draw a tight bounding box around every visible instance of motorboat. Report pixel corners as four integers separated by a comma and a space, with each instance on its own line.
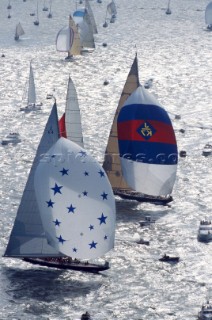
1, 132, 21, 145
81, 311, 91, 320
136, 238, 150, 246
159, 254, 179, 263
198, 301, 212, 320
202, 143, 212, 156
139, 215, 156, 227
20, 103, 42, 112
198, 220, 212, 243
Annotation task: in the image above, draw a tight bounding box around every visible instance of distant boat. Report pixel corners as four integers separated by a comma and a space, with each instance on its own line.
144, 78, 154, 89
159, 254, 179, 263
139, 216, 156, 227
103, 0, 117, 26
19, 62, 42, 112
7, 0, 12, 10
205, 2, 212, 30
4, 103, 116, 273
166, 0, 172, 14
34, 1, 39, 26
42, 0, 48, 11
56, 15, 82, 60
202, 143, 212, 156
198, 300, 212, 320
1, 132, 21, 145
58, 76, 84, 148
47, 0, 52, 18
198, 220, 212, 243
14, 22, 25, 41
73, 8, 95, 51
102, 54, 177, 205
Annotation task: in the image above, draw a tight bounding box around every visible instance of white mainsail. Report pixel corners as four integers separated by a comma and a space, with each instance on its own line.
4, 103, 61, 257
34, 137, 116, 260
205, 2, 212, 27
107, 0, 117, 16
78, 9, 95, 49
15, 22, 25, 40
65, 76, 84, 148
27, 62, 36, 105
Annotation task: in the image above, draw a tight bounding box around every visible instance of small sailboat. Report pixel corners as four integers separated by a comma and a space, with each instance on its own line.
166, 0, 171, 14
19, 62, 42, 112
58, 76, 84, 148
14, 22, 25, 41
73, 8, 95, 52
198, 301, 212, 319
7, 0, 12, 10
205, 2, 212, 30
47, 0, 52, 18
42, 0, 48, 11
198, 220, 212, 243
34, 1, 39, 26
56, 15, 82, 60
4, 103, 116, 273
102, 54, 177, 205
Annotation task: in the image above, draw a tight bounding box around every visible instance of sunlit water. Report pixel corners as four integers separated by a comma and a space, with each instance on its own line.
0, 0, 211, 319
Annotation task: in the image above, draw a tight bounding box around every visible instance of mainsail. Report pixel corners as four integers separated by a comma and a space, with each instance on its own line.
85, 0, 98, 34
59, 76, 84, 147
117, 86, 178, 197
205, 2, 212, 28
102, 55, 140, 191
107, 0, 117, 16
27, 62, 36, 105
34, 137, 116, 260
4, 103, 61, 257
74, 9, 95, 49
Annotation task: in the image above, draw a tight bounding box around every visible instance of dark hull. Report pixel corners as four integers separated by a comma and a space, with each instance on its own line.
23, 258, 109, 273
159, 257, 179, 263
114, 189, 173, 205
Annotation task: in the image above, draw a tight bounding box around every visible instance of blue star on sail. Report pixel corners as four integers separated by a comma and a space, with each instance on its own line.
67, 204, 76, 213
101, 192, 108, 200
46, 199, 55, 207
82, 190, 88, 196
89, 225, 94, 230
89, 241, 97, 249
60, 168, 69, 176
51, 183, 63, 195
98, 213, 107, 225
98, 170, 105, 177
53, 219, 61, 226
56, 235, 66, 244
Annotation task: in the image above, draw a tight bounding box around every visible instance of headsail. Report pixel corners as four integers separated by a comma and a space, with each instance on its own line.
69, 15, 82, 56
102, 55, 140, 191
34, 137, 116, 260
205, 2, 212, 27
117, 86, 178, 197
56, 26, 74, 52
4, 103, 61, 257
107, 0, 117, 16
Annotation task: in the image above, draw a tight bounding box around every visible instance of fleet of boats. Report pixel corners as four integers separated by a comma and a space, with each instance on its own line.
3, 1, 211, 317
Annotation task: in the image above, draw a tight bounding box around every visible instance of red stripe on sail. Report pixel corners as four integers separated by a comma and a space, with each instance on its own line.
58, 113, 67, 138
118, 120, 176, 145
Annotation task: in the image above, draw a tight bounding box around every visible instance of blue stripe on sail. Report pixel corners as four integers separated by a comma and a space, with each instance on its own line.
119, 140, 178, 165
118, 104, 172, 125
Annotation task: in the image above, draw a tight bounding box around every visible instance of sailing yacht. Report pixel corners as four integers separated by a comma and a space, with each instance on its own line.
102, 55, 178, 205
34, 1, 39, 25
19, 62, 42, 112
47, 0, 52, 18
14, 23, 25, 41
4, 103, 116, 273
205, 2, 212, 30
166, 0, 172, 15
56, 15, 82, 60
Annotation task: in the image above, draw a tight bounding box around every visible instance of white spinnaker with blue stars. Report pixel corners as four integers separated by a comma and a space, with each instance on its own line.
34, 137, 116, 260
